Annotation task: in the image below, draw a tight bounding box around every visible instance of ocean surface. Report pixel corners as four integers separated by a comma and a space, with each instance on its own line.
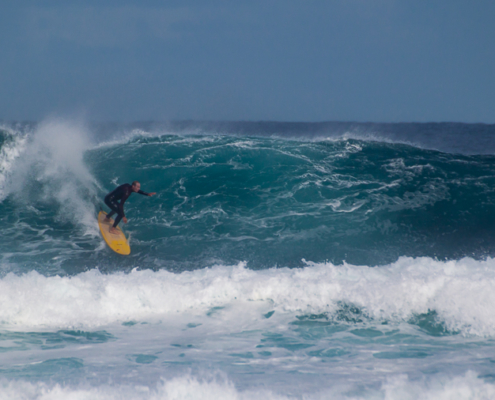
1, 119, 495, 399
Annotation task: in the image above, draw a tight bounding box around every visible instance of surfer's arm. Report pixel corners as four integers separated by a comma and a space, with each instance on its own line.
138, 190, 156, 197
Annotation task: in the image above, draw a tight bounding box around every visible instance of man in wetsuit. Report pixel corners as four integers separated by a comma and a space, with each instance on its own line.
104, 181, 156, 234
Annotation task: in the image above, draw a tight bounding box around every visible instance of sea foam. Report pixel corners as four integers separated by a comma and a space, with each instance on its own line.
1, 371, 495, 400
0, 124, 27, 200
1, 257, 495, 336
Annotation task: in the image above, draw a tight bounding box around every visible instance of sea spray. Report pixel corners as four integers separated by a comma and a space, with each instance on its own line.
3, 118, 100, 235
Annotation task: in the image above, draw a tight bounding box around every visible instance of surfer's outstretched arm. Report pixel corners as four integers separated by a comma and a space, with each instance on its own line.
137, 190, 156, 197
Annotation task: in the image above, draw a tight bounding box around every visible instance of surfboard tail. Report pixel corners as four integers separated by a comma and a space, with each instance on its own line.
97, 211, 131, 255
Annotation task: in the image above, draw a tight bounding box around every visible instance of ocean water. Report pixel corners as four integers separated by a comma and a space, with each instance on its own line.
1, 119, 495, 399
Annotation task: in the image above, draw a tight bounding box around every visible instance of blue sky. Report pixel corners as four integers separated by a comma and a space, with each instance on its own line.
1, 1, 494, 122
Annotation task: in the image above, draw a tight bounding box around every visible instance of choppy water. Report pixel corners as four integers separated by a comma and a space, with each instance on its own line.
1, 119, 495, 399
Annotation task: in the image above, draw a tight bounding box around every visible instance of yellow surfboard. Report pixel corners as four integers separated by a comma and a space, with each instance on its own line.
98, 211, 131, 255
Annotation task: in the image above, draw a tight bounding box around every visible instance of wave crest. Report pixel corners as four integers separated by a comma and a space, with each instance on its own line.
1, 257, 495, 336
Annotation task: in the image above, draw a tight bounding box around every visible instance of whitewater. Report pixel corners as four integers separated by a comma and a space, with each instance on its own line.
1, 118, 495, 399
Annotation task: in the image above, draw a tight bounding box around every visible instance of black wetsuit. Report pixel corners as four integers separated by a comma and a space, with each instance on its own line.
104, 184, 149, 227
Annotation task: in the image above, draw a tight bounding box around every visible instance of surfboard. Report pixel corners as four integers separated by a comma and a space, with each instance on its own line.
98, 211, 131, 255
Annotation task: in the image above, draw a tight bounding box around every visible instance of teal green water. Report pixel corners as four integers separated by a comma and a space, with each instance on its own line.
2, 129, 495, 275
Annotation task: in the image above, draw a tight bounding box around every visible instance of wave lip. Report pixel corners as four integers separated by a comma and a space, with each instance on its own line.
89, 121, 495, 155
1, 257, 495, 336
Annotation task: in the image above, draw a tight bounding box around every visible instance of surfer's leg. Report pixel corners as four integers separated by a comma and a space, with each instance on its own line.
106, 211, 116, 219
112, 213, 123, 228
104, 196, 120, 220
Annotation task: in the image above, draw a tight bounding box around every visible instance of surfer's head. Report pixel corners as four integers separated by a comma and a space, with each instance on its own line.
131, 181, 141, 192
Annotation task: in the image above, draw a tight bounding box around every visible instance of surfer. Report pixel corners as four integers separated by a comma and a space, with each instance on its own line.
104, 181, 156, 234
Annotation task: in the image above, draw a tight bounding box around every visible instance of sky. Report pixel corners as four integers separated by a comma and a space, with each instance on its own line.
1, 0, 494, 123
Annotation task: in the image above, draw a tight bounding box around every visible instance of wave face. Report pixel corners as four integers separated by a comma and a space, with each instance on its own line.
1, 120, 495, 275
1, 119, 495, 399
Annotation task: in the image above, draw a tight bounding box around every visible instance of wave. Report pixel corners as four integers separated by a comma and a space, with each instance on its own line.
1, 257, 495, 336
1, 119, 495, 273
1, 371, 494, 400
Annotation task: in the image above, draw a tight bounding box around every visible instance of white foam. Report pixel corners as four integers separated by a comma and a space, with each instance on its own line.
2, 257, 495, 336
0, 375, 285, 400
375, 371, 495, 400
0, 125, 28, 199
1, 371, 495, 400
